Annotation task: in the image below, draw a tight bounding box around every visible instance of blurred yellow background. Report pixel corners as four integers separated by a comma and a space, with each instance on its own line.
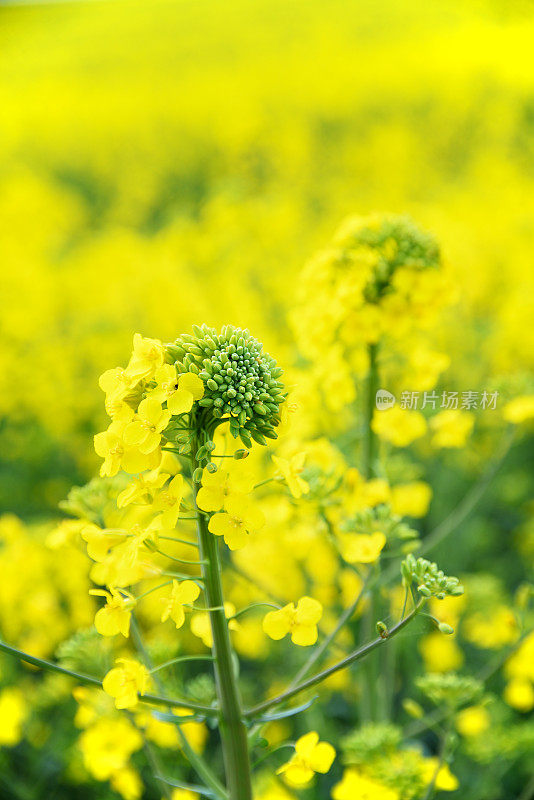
1, 0, 533, 513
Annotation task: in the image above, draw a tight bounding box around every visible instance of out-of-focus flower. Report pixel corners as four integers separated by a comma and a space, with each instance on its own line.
456, 705, 490, 737
102, 658, 150, 709
339, 531, 386, 564
430, 410, 474, 448
332, 768, 399, 800
272, 454, 309, 498
372, 407, 426, 447
503, 395, 534, 424
0, 688, 27, 746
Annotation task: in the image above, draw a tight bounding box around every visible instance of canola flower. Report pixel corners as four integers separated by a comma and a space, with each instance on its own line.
263, 597, 323, 646
276, 731, 335, 786
1, 3, 533, 798
0, 322, 470, 800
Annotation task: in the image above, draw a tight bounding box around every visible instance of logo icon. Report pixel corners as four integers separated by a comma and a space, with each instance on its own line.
375, 389, 396, 410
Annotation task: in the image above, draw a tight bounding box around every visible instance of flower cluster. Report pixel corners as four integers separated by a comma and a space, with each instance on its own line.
167, 324, 286, 448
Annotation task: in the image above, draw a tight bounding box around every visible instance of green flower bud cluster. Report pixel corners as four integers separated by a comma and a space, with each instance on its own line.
166, 324, 286, 448
401, 554, 464, 599
416, 673, 483, 708
334, 213, 441, 303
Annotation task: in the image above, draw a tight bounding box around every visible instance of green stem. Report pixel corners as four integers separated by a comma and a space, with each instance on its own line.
245, 601, 424, 719
421, 717, 453, 800
362, 342, 379, 480
361, 343, 380, 720
193, 443, 253, 800
130, 619, 227, 800
151, 654, 215, 673
0, 638, 213, 715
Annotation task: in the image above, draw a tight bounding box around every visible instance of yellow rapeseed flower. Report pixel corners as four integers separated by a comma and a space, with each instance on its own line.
153, 365, 205, 415
390, 482, 432, 518
150, 474, 185, 529
277, 731, 335, 786
89, 587, 136, 637
94, 421, 161, 476
117, 469, 170, 508
504, 678, 534, 712
332, 768, 399, 800
196, 463, 254, 512
263, 596, 322, 646
339, 531, 386, 564
208, 495, 265, 549
371, 407, 427, 447
421, 758, 459, 792
456, 705, 490, 737
0, 688, 27, 746
123, 397, 171, 454
160, 579, 200, 629
430, 410, 474, 449
124, 333, 165, 382
272, 453, 309, 499
502, 395, 534, 424
102, 658, 150, 709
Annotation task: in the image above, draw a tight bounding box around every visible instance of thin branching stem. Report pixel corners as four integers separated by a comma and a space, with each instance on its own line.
244, 600, 424, 719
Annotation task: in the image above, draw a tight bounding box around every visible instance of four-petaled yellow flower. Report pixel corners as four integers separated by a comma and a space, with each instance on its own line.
117, 469, 170, 508
124, 333, 165, 381
150, 474, 185, 529
272, 453, 309, 499
161, 580, 201, 629
94, 421, 160, 477
340, 531, 386, 564
99, 366, 134, 409
123, 397, 171, 454
208, 495, 265, 550
102, 658, 150, 710
277, 731, 335, 786
90, 587, 136, 637
263, 596, 322, 646
196, 463, 254, 512
153, 365, 205, 415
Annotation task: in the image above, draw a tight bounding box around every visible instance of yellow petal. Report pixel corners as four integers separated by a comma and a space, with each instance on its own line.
168, 389, 193, 415
309, 741, 336, 773
291, 623, 318, 646
177, 580, 201, 605
263, 608, 291, 640
296, 596, 323, 625
295, 731, 319, 759
178, 372, 205, 401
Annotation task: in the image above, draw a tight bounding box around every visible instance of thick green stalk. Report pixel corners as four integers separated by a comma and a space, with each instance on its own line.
362, 342, 380, 720
130, 618, 227, 800
362, 341, 379, 479
193, 450, 252, 800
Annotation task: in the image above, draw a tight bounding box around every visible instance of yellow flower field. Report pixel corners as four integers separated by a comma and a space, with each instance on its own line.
0, 1, 532, 799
